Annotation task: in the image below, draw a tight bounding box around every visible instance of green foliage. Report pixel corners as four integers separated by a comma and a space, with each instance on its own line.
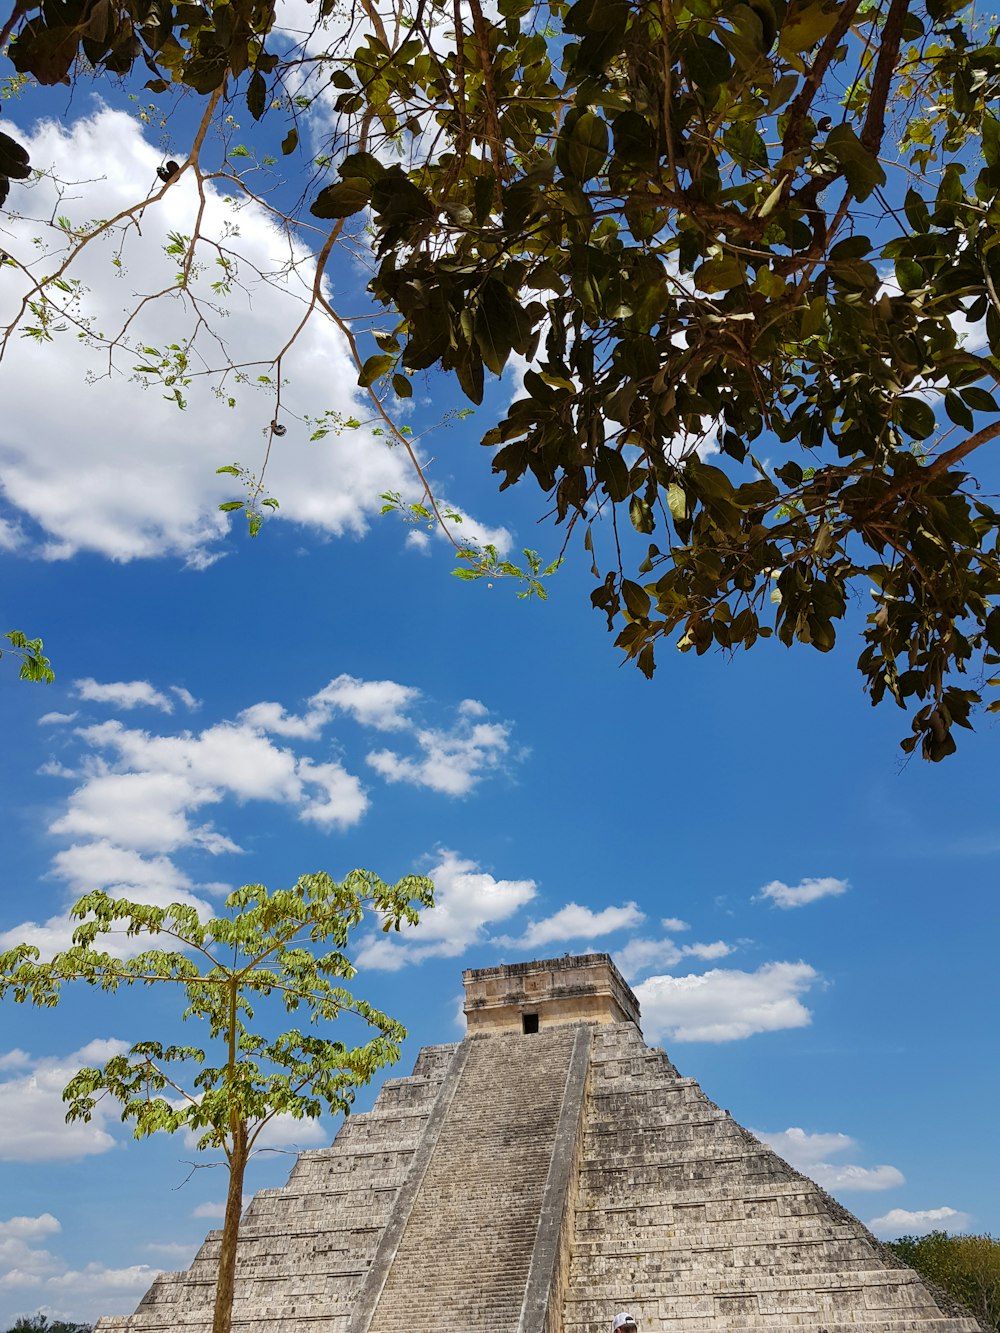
0, 869, 434, 1333
887, 1232, 1000, 1329
6, 1316, 92, 1333
7, 0, 1000, 756
2, 629, 55, 682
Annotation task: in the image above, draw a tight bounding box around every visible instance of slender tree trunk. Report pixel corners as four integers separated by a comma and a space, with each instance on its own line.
213, 1122, 248, 1333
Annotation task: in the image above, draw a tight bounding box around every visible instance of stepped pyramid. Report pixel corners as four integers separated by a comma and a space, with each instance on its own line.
96, 954, 984, 1333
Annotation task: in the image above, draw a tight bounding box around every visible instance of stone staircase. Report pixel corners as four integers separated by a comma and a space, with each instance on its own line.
362, 1025, 586, 1333
562, 1024, 982, 1333
96, 1044, 459, 1333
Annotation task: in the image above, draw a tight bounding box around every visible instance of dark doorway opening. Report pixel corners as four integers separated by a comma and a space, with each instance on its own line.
522, 1013, 539, 1034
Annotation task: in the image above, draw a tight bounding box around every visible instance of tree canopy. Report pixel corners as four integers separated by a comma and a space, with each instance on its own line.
888, 1232, 1000, 1330
5, 1317, 92, 1333
4, 0, 1000, 758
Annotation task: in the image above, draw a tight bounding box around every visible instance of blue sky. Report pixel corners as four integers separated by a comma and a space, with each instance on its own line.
0, 61, 999, 1329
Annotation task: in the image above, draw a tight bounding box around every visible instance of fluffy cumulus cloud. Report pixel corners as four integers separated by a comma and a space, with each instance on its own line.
4, 674, 520, 954
0, 1208, 164, 1324
191, 1201, 227, 1220
366, 704, 514, 796
182, 1110, 327, 1153
0, 109, 508, 566
756, 1127, 905, 1193
635, 961, 820, 1042
498, 901, 645, 950
868, 1206, 973, 1238
0, 1040, 129, 1162
74, 678, 177, 712
238, 674, 420, 739
0, 1214, 63, 1299
355, 850, 537, 969
757, 876, 849, 909
614, 934, 734, 983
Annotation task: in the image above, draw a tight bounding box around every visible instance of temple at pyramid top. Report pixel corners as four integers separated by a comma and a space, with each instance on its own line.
463, 952, 641, 1032
97, 952, 987, 1333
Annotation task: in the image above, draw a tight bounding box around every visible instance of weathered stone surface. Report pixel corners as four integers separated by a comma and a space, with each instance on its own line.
98, 956, 986, 1333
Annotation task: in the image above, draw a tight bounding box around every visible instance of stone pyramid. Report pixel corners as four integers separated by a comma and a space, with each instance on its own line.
96, 954, 984, 1333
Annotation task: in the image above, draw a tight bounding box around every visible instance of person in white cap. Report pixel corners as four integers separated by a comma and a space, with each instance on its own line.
612, 1314, 638, 1333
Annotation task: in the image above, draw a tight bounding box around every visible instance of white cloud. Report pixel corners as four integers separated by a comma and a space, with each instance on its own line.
868, 1206, 973, 1238
0, 1040, 129, 1161
59, 714, 369, 848
355, 849, 536, 969
819, 1164, 906, 1191
249, 1114, 328, 1150
0, 840, 212, 954
0, 1051, 32, 1071
499, 901, 645, 950
10, 676, 518, 955
170, 686, 200, 711
681, 940, 733, 961
660, 917, 689, 931
0, 1216, 61, 1241
241, 674, 420, 739
75, 678, 175, 712
758, 1126, 857, 1164
757, 1127, 904, 1192
192, 1202, 227, 1219
367, 716, 512, 796
43, 1261, 164, 1319
314, 675, 421, 731
635, 961, 820, 1042
37, 712, 77, 726
615, 937, 683, 981
0, 1214, 63, 1302
142, 1242, 198, 1261
616, 934, 734, 981
0, 109, 508, 566
757, 876, 849, 909
0, 1212, 162, 1323
182, 1109, 327, 1152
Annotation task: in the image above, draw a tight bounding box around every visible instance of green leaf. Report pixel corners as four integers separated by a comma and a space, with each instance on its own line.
338, 152, 387, 185
246, 71, 266, 121
667, 483, 688, 521
358, 354, 393, 387
825, 123, 886, 201
0, 130, 31, 182
684, 34, 732, 89
557, 110, 609, 183
897, 395, 937, 440
778, 2, 841, 54
944, 391, 974, 430
391, 373, 412, 398
218, 500, 244, 511
310, 179, 371, 219
629, 494, 654, 533
903, 188, 931, 233
597, 446, 630, 502
621, 579, 651, 619
694, 255, 746, 292
960, 385, 998, 412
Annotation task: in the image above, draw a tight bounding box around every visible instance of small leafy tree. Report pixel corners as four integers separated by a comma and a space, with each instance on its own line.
0, 869, 434, 1333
